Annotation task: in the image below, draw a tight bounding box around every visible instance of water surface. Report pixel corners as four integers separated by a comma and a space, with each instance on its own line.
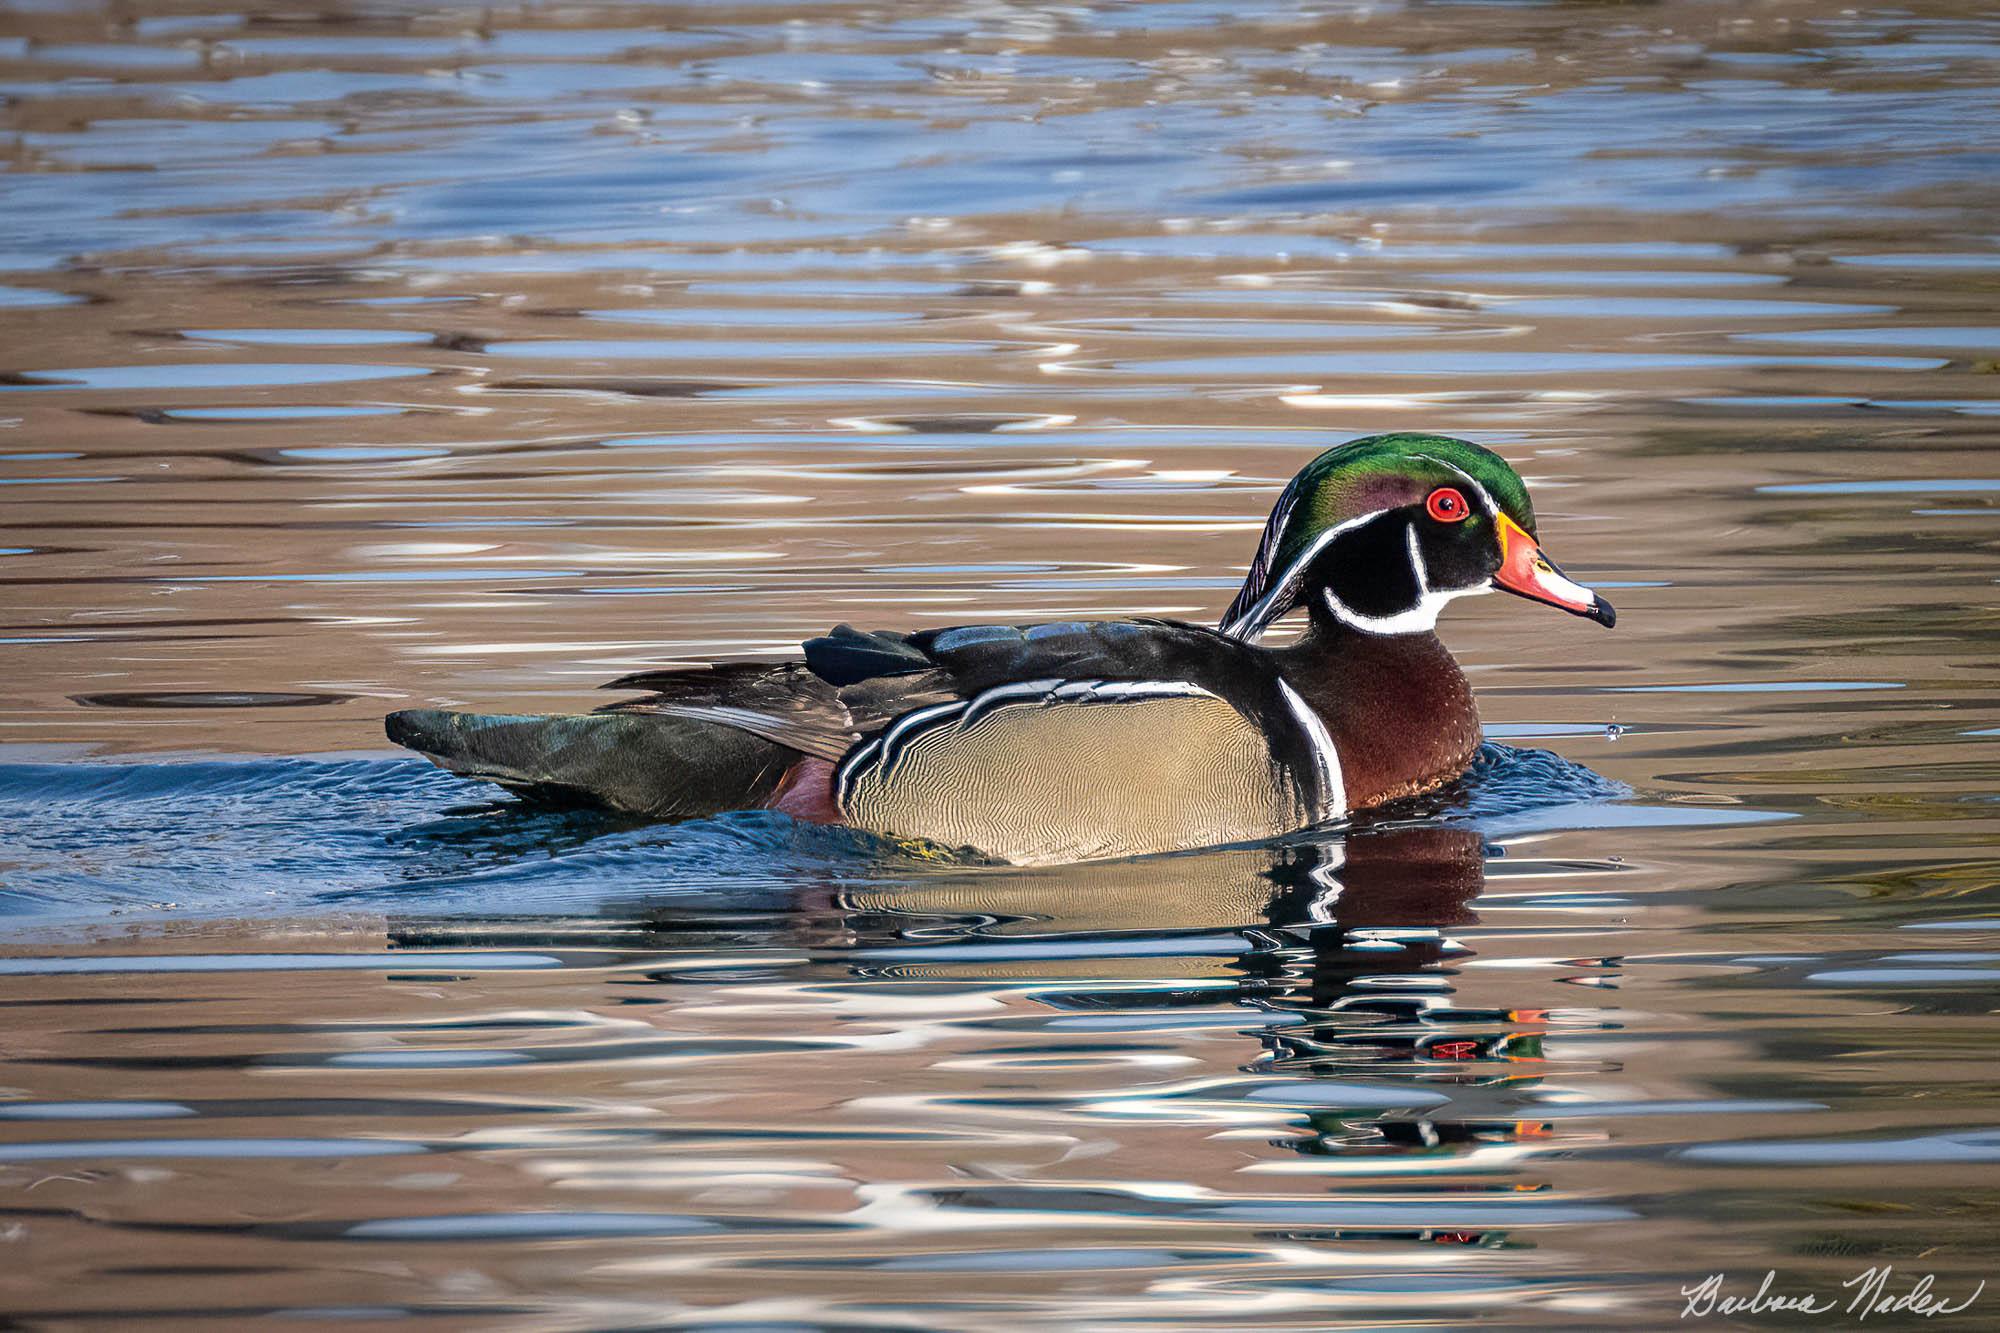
3, 0, 1998, 1325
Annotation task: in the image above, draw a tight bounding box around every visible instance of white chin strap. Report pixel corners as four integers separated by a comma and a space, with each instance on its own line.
1320, 522, 1490, 635
1322, 582, 1490, 635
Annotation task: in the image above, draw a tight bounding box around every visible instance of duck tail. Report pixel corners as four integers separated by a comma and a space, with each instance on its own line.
385, 708, 792, 817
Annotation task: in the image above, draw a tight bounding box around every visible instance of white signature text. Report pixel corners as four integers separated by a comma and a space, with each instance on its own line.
1681, 1267, 1984, 1321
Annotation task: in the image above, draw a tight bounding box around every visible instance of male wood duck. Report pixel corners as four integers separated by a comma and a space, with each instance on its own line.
387, 433, 1613, 864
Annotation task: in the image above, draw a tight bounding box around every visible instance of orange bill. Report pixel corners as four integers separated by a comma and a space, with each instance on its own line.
1494, 515, 1615, 627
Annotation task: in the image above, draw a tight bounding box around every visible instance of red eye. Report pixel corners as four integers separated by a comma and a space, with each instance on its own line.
1427, 487, 1469, 523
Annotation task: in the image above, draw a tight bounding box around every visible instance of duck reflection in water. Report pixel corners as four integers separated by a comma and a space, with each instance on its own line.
388, 818, 1564, 1248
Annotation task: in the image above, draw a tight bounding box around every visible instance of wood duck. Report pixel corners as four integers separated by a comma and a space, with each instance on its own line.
387, 433, 1614, 864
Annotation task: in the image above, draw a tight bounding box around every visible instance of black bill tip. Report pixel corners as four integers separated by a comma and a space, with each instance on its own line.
1585, 595, 1617, 629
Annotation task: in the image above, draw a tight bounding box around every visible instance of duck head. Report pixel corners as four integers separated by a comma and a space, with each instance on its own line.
1220, 433, 1615, 640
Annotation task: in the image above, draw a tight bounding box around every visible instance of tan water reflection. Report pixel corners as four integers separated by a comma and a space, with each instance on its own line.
3, 0, 1999, 1325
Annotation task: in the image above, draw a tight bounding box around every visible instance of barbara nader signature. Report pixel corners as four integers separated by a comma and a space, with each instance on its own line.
1682, 1267, 1984, 1321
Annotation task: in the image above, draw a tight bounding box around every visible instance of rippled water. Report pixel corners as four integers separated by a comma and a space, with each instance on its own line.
4, 0, 1999, 1325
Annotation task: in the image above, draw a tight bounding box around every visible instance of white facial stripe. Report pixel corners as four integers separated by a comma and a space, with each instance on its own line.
1221, 506, 1394, 640
1411, 453, 1499, 517
1404, 520, 1430, 596
1277, 679, 1346, 821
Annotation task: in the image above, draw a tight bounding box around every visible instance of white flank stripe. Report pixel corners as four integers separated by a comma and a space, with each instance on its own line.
835, 736, 882, 804
874, 700, 968, 776
840, 679, 1225, 811
962, 677, 1062, 726
1091, 680, 1214, 701
1278, 679, 1346, 820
